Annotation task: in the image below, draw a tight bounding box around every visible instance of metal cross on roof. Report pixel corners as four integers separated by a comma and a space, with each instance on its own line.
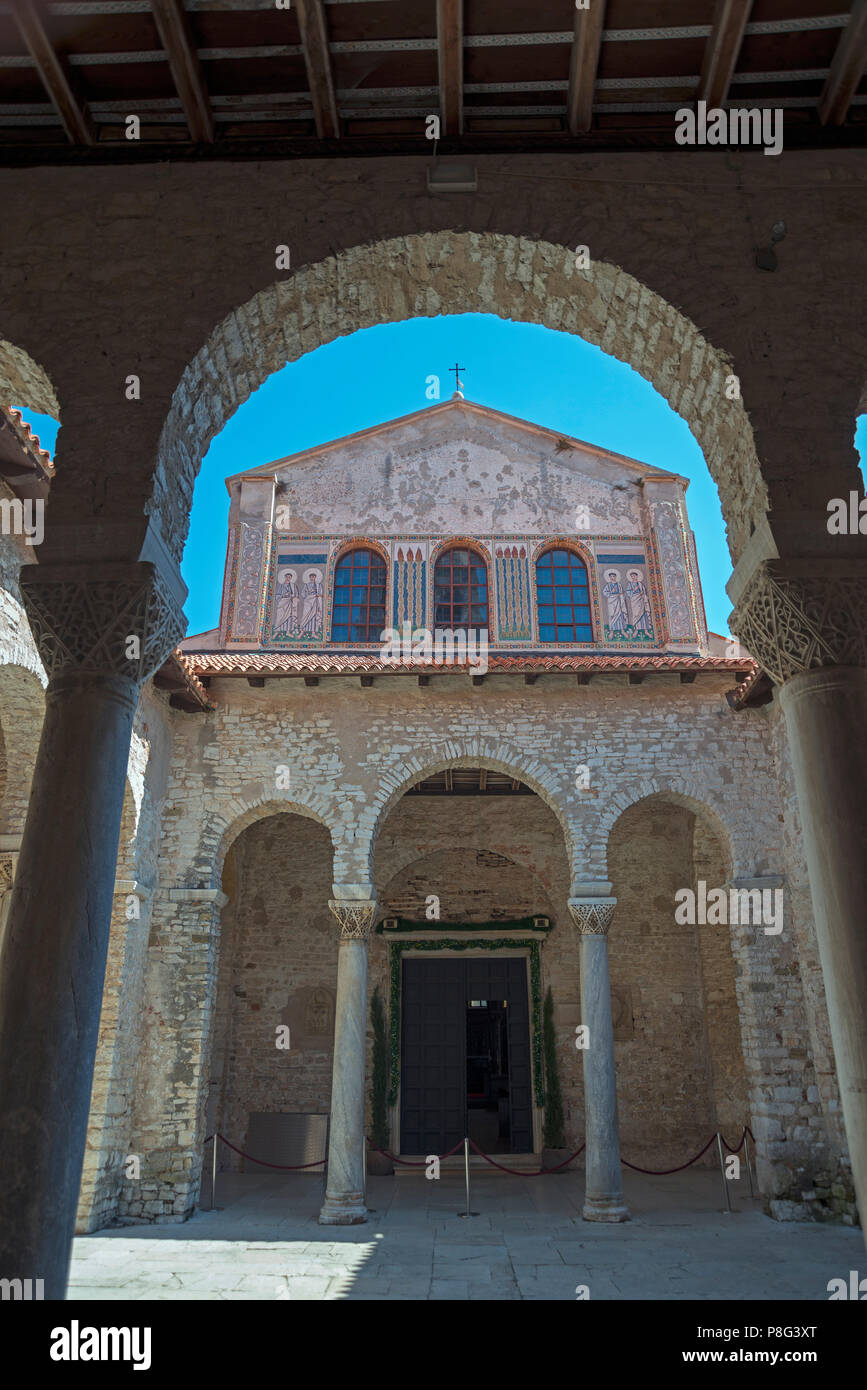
449, 362, 466, 397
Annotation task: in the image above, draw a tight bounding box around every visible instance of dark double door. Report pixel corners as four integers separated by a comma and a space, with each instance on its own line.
400, 956, 533, 1155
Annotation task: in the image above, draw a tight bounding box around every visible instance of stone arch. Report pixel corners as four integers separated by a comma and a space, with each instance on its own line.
600, 779, 744, 882
377, 846, 559, 924
363, 745, 576, 888
207, 786, 340, 890
159, 231, 763, 567
0, 338, 59, 419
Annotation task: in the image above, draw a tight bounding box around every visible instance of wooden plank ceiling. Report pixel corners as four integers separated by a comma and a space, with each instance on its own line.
0, 0, 864, 161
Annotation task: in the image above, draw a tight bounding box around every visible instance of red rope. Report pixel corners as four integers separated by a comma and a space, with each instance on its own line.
213, 1133, 325, 1170
621, 1133, 717, 1174
204, 1124, 757, 1179
720, 1128, 748, 1154
366, 1139, 466, 1166
467, 1138, 586, 1175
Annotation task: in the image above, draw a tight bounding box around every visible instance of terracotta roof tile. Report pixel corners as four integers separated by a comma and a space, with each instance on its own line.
3, 405, 55, 476
180, 649, 758, 680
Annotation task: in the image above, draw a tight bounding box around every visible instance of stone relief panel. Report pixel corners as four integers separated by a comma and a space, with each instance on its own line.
279, 986, 336, 1051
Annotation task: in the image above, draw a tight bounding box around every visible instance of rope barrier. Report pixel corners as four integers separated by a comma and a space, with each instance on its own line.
366, 1138, 465, 1166
467, 1138, 586, 1175
621, 1133, 717, 1175
209, 1132, 325, 1170
203, 1124, 755, 1179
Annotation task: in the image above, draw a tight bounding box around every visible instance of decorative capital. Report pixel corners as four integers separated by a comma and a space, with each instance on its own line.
0, 853, 16, 896
568, 897, 617, 935
730, 560, 867, 686
20, 561, 185, 685
328, 899, 377, 940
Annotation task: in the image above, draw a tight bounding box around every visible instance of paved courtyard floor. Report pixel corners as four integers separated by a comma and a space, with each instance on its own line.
68, 1169, 862, 1301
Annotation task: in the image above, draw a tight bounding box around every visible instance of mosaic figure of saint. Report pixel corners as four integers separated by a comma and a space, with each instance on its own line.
273, 567, 299, 636
626, 568, 652, 635
602, 568, 629, 634
299, 568, 324, 637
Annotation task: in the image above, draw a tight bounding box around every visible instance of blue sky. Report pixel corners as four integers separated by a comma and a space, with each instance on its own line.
18, 313, 867, 641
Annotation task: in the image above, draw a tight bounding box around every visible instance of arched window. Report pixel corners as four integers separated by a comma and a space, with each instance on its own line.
535, 547, 593, 642
434, 546, 488, 628
330, 547, 387, 642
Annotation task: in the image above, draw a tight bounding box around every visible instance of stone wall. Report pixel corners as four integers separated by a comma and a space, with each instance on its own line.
207, 812, 337, 1171
99, 666, 853, 1223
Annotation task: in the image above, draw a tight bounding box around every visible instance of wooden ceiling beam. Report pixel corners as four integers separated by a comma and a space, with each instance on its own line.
295, 0, 340, 141
151, 0, 214, 143
819, 0, 867, 126
567, 0, 607, 136
698, 0, 753, 109
10, 0, 94, 144
437, 0, 463, 137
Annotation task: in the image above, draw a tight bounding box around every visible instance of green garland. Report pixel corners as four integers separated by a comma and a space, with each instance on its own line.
387, 938, 544, 1108
377, 915, 551, 934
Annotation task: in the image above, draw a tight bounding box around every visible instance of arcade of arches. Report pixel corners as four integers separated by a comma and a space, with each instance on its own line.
0, 212, 865, 1298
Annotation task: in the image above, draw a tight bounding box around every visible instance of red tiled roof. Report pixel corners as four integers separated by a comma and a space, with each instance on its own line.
3, 406, 55, 475
181, 649, 757, 680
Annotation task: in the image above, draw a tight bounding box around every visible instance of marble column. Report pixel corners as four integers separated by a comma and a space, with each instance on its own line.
0, 561, 184, 1298
731, 556, 867, 1244
569, 896, 629, 1222
319, 895, 376, 1225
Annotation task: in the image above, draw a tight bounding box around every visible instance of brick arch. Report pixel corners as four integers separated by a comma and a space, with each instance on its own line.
599, 780, 747, 881
377, 846, 559, 924
159, 231, 764, 567
205, 787, 341, 890
0, 338, 59, 419
362, 745, 576, 887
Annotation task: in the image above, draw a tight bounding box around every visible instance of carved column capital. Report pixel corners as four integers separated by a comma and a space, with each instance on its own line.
730, 559, 867, 686
20, 561, 185, 685
568, 897, 617, 935
328, 899, 377, 940
0, 853, 16, 897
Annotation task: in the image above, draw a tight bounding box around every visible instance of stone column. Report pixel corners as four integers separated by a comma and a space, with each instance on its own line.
731, 557, 867, 1241
0, 561, 184, 1298
319, 894, 376, 1226
568, 895, 629, 1222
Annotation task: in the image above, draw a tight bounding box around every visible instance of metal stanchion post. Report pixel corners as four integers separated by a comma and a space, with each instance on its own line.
210, 1134, 218, 1211
458, 1137, 478, 1218
744, 1128, 755, 1197
716, 1131, 732, 1213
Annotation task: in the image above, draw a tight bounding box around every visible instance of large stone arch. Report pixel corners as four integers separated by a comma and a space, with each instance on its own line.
598, 778, 746, 882
0, 338, 59, 420
158, 231, 764, 567
362, 743, 576, 890
207, 786, 340, 890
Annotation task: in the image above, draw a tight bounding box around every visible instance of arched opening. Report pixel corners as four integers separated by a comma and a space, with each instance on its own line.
371, 764, 572, 1159
163, 231, 764, 575
607, 793, 749, 1169
206, 811, 337, 1180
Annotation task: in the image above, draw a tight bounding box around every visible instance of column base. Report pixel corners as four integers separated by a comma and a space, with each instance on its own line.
583, 1196, 629, 1223
318, 1193, 367, 1225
